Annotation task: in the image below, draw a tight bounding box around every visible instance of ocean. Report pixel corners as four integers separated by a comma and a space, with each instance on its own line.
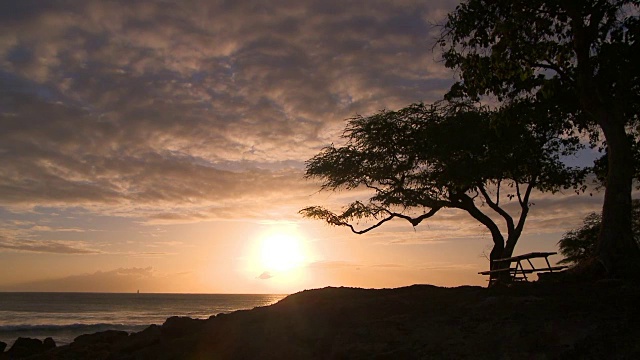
0, 292, 286, 347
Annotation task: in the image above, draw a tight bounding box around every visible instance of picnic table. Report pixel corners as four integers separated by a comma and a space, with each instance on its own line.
478, 251, 567, 285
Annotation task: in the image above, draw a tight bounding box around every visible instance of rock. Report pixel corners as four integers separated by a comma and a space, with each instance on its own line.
25, 283, 640, 360
537, 270, 566, 282
161, 316, 205, 339
595, 278, 626, 288
73, 330, 129, 346
7, 337, 46, 358
113, 324, 161, 352
43, 337, 56, 350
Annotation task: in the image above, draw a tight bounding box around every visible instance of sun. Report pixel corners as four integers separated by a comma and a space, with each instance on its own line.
259, 232, 306, 273
243, 225, 312, 284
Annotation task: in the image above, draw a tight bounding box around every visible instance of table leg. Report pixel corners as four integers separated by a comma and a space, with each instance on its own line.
517, 261, 528, 281
526, 258, 535, 270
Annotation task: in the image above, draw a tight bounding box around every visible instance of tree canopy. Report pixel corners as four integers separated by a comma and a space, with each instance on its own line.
301, 101, 585, 278
441, 0, 640, 276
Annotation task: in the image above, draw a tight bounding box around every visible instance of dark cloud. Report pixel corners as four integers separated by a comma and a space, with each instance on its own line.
0, 0, 456, 221
0, 238, 100, 254
0, 267, 161, 292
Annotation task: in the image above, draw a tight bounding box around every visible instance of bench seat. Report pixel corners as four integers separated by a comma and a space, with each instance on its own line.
478, 268, 516, 275
479, 265, 567, 276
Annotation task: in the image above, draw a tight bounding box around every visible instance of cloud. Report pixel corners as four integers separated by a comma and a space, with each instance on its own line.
30, 225, 87, 232
0, 0, 606, 259
307, 260, 360, 269
124, 251, 173, 258
307, 261, 475, 271
417, 262, 479, 271
0, 231, 174, 256
370, 263, 404, 268
0, 267, 169, 292
0, 0, 457, 224
257, 271, 273, 280
0, 238, 100, 254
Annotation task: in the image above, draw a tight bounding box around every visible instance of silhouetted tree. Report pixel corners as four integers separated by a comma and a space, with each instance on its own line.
559, 199, 640, 266
592, 138, 640, 187
301, 101, 585, 284
440, 0, 640, 277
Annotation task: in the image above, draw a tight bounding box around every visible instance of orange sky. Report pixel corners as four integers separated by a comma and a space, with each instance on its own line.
0, 0, 608, 293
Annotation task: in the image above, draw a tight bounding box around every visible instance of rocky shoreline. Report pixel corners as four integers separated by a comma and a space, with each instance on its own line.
2, 281, 639, 359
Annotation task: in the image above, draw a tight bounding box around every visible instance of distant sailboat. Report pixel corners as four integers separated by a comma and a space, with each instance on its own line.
137, 290, 140, 294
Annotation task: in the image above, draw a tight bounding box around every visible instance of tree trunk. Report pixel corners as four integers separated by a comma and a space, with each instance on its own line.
489, 239, 509, 286
568, 5, 640, 279
460, 195, 511, 286
503, 232, 520, 259
596, 120, 640, 277
494, 237, 519, 286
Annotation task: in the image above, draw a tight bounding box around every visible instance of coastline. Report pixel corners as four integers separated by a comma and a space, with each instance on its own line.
2, 281, 640, 359
0, 292, 285, 347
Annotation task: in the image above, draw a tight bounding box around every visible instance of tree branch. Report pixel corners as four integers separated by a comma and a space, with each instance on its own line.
456, 193, 505, 247
507, 181, 537, 253
521, 180, 535, 208
392, 207, 442, 227
529, 60, 574, 82
478, 184, 515, 235
516, 181, 535, 234
344, 215, 396, 234
364, 182, 384, 193
515, 180, 523, 205
345, 206, 442, 234
299, 205, 442, 235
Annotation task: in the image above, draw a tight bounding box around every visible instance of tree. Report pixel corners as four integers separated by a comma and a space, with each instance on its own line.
301, 101, 585, 284
441, 0, 640, 277
592, 137, 640, 186
559, 199, 640, 265
558, 213, 602, 266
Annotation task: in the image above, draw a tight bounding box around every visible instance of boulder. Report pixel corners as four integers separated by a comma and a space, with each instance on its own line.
7, 337, 46, 358
43, 337, 56, 350
161, 316, 205, 339
73, 330, 129, 346
113, 324, 161, 352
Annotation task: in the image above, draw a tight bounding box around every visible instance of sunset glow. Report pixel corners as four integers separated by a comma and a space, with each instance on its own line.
0, 0, 607, 294
259, 232, 306, 273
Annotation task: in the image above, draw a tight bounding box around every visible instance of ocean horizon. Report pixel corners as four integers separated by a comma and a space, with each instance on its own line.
0, 292, 287, 347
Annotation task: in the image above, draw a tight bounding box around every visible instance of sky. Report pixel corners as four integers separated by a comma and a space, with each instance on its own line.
0, 0, 608, 294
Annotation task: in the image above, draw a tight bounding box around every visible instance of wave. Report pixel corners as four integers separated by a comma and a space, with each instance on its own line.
0, 322, 148, 334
